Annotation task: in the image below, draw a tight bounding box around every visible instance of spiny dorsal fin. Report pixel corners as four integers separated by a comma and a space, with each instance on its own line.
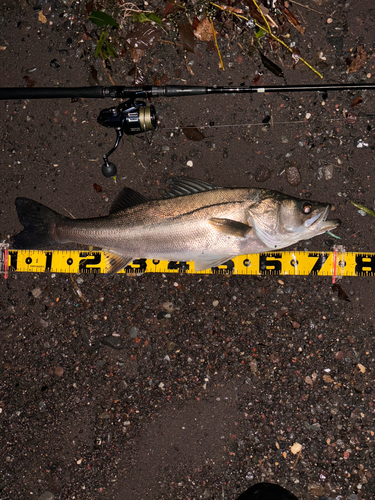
110, 188, 149, 214
164, 179, 218, 198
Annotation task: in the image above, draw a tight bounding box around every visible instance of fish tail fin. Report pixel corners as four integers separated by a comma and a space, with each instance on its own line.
13, 198, 64, 248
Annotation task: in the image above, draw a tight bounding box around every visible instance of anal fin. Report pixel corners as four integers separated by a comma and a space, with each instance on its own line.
194, 255, 236, 272
102, 251, 133, 274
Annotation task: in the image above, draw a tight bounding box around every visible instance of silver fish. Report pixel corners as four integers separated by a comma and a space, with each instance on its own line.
13, 179, 340, 272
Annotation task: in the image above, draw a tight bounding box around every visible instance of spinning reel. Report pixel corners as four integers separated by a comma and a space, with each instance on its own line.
97, 98, 157, 177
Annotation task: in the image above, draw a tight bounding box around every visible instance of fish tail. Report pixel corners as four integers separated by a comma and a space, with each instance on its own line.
13, 198, 65, 248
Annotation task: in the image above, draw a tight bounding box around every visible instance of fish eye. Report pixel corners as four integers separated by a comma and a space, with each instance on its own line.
302, 203, 312, 214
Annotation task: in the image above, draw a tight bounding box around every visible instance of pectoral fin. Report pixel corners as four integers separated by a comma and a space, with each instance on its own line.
209, 218, 252, 237
102, 251, 133, 274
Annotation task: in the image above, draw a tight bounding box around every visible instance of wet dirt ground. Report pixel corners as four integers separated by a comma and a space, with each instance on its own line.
0, 1, 375, 499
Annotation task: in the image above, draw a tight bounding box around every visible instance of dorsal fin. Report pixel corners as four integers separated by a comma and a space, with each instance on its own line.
110, 187, 149, 214
164, 179, 218, 198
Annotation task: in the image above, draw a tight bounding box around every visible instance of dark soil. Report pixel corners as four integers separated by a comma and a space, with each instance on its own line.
1, 1, 375, 499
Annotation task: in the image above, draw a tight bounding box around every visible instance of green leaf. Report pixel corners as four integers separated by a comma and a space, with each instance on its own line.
255, 28, 265, 39
95, 30, 108, 59
146, 13, 163, 26
106, 42, 118, 59
132, 12, 162, 26
89, 11, 119, 28
351, 201, 375, 217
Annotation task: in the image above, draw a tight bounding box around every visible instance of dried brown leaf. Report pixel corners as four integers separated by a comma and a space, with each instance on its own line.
216, 4, 244, 14
89, 65, 99, 85
163, 2, 182, 17
194, 18, 216, 42
332, 284, 350, 302
23, 75, 36, 88
351, 96, 363, 107
247, 0, 267, 25
178, 17, 195, 53
128, 47, 145, 63
259, 51, 284, 77
283, 7, 305, 34
253, 72, 262, 85
346, 46, 368, 74
181, 125, 205, 141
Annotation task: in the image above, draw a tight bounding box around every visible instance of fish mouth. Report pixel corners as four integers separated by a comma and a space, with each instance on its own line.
304, 205, 341, 233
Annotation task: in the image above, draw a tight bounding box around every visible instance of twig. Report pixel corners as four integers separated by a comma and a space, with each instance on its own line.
289, 1, 324, 15
211, 2, 323, 78
291, 449, 301, 469
101, 59, 116, 86
253, 0, 271, 33
209, 17, 224, 71
158, 38, 184, 48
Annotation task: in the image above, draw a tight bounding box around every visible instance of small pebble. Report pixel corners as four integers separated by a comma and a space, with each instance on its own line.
54, 366, 64, 377
129, 326, 139, 338
346, 111, 358, 124
38, 493, 55, 500
50, 58, 60, 68
290, 442, 302, 454
32, 287, 42, 298
254, 165, 271, 182
212, 300, 219, 307
162, 302, 174, 313
101, 335, 124, 350
270, 353, 281, 363
324, 164, 334, 180
285, 165, 302, 186
355, 138, 369, 148
43, 3, 52, 16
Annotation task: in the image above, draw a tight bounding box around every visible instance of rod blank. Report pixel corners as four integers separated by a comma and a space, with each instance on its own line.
0, 83, 374, 101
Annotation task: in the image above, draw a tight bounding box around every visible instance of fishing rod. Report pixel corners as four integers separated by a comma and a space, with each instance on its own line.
1, 82, 374, 177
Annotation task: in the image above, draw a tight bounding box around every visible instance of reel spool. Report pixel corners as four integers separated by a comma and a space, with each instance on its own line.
97, 99, 157, 177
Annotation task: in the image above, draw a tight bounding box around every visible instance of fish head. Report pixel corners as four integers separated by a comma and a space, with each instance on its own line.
248, 192, 341, 249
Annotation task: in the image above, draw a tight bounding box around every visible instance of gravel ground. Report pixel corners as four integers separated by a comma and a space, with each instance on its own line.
0, 1, 375, 499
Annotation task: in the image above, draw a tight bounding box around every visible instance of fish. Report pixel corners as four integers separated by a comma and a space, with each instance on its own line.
13, 179, 340, 273
236, 482, 299, 500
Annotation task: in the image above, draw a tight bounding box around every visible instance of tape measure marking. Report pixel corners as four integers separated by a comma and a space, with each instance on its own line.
2, 248, 375, 276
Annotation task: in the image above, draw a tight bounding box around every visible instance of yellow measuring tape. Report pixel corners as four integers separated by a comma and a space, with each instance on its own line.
2, 246, 375, 277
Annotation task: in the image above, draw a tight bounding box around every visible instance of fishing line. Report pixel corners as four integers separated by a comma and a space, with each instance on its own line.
158, 117, 347, 131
